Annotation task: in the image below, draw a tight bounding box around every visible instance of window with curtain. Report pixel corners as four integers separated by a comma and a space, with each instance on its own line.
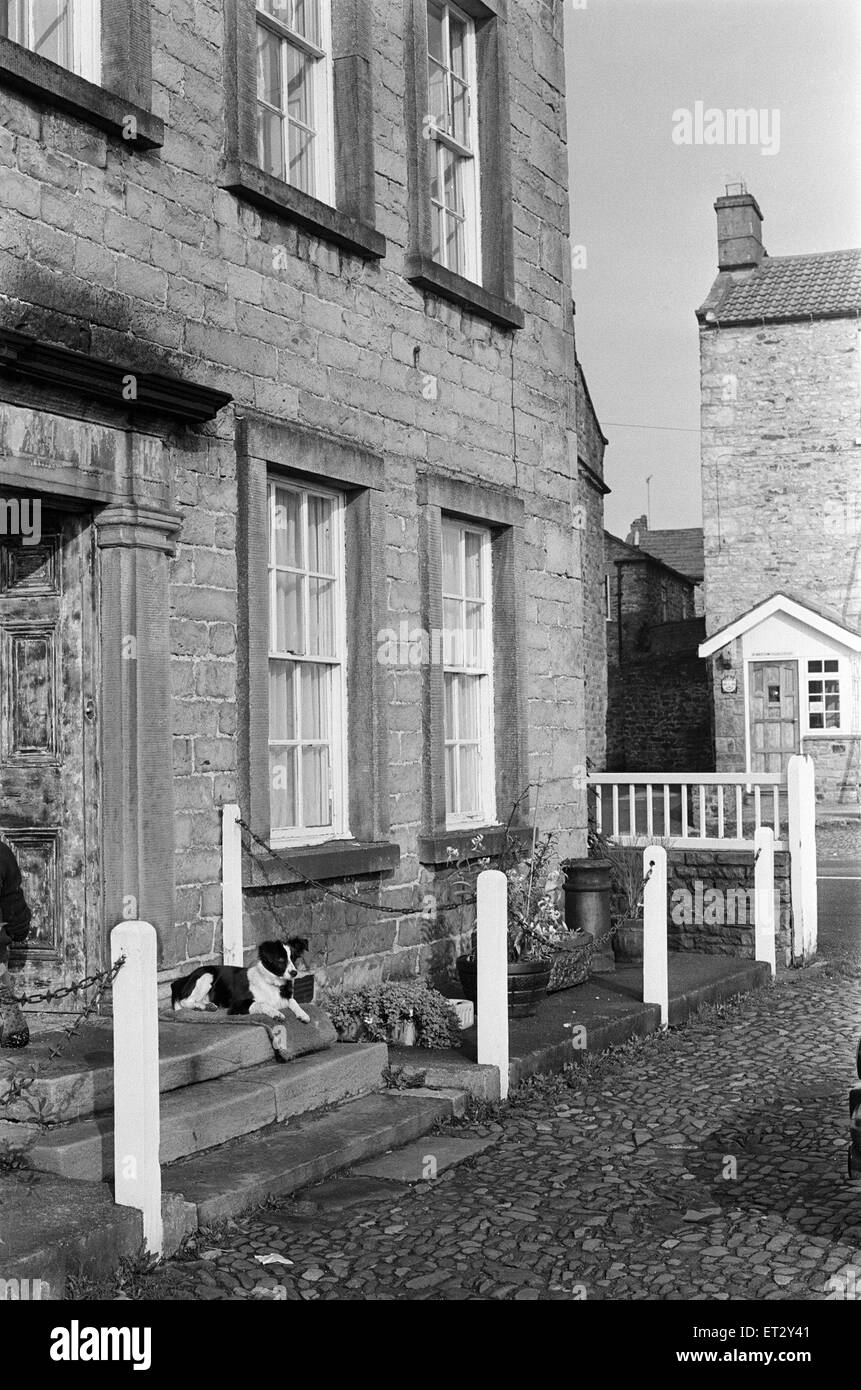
426, 0, 480, 282
268, 477, 346, 842
442, 517, 494, 825
255, 0, 334, 203
1, 0, 100, 81
807, 658, 841, 730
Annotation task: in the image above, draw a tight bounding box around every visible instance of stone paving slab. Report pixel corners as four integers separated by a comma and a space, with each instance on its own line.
352, 1133, 499, 1183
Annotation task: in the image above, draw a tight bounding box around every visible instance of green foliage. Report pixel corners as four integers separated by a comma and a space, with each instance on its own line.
323, 979, 461, 1049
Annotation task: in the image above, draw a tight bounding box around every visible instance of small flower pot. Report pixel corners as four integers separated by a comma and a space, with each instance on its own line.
613, 917, 644, 965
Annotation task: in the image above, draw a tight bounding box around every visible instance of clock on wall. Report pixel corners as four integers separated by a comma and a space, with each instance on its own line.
721, 672, 738, 694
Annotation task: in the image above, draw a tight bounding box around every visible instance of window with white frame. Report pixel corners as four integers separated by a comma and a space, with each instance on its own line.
604, 573, 612, 621
1, 0, 100, 82
268, 478, 347, 843
442, 517, 494, 825
256, 0, 334, 203
807, 658, 841, 730
426, 0, 481, 282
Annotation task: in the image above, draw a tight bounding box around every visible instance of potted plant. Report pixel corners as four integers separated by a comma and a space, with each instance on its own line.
588, 822, 673, 965
323, 980, 461, 1049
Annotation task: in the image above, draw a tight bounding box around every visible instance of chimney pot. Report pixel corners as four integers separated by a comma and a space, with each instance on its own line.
715, 190, 765, 271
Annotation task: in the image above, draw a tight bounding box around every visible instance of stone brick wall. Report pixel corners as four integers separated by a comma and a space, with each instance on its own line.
577, 358, 608, 772
607, 654, 714, 772
0, 0, 595, 987
701, 319, 861, 635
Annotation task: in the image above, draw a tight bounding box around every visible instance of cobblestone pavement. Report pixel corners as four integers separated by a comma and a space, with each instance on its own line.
102, 955, 861, 1303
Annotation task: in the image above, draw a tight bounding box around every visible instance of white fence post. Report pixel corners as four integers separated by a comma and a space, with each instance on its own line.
476, 868, 509, 1101
787, 754, 818, 963
222, 803, 244, 967
111, 921, 162, 1257
642, 844, 668, 1028
754, 825, 776, 977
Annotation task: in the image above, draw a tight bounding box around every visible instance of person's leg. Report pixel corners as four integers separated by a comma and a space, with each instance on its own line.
0, 961, 29, 1049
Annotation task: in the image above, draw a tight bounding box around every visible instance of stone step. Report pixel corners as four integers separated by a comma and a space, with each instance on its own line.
27, 1042, 388, 1182
162, 1090, 458, 1224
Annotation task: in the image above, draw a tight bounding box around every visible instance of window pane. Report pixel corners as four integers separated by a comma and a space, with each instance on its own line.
427, 0, 444, 63
808, 660, 822, 673
257, 23, 282, 105
31, 0, 70, 67
288, 122, 316, 195
258, 106, 285, 180
302, 746, 330, 826
809, 712, 823, 729
308, 577, 335, 656
444, 671, 456, 738
446, 212, 466, 277
458, 744, 479, 815
464, 601, 483, 666
451, 76, 469, 146
431, 200, 443, 263
291, 0, 320, 45
441, 144, 464, 214
449, 13, 466, 76
428, 57, 447, 131
444, 744, 456, 816
824, 660, 839, 672
270, 747, 297, 828
442, 521, 460, 592
286, 42, 313, 128
443, 597, 462, 665
269, 660, 296, 740
307, 494, 334, 574
273, 487, 302, 567
458, 674, 479, 739
275, 571, 304, 653
301, 663, 329, 740
463, 529, 482, 597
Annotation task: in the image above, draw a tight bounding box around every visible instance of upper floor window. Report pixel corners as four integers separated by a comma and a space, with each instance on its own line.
604, 573, 612, 621
1, 0, 99, 82
256, 0, 334, 205
807, 658, 841, 730
426, 0, 480, 282
268, 477, 347, 843
442, 517, 494, 826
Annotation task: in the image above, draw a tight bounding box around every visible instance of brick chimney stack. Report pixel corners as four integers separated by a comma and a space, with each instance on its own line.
715, 184, 766, 271
627, 515, 648, 546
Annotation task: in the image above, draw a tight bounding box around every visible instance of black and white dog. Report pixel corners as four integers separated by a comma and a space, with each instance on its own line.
171, 938, 311, 1023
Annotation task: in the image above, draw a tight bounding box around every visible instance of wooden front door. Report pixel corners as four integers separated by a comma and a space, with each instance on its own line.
0, 502, 99, 1010
749, 660, 800, 775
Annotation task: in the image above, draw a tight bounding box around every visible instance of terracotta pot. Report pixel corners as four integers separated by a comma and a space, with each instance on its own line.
613, 917, 644, 965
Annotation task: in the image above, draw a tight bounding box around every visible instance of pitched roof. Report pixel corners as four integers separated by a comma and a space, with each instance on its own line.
698, 248, 861, 325
604, 531, 694, 588
699, 591, 861, 657
634, 528, 704, 583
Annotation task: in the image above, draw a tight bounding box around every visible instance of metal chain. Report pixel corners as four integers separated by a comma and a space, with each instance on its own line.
0, 955, 125, 1117
5, 961, 125, 1007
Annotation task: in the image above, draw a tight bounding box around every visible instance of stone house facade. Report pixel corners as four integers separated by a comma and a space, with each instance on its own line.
604, 531, 711, 771
576, 352, 608, 773
624, 515, 704, 618
697, 188, 861, 804
0, 0, 599, 1004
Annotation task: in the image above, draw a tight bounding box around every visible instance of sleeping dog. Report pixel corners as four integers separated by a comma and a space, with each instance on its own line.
171, 938, 311, 1023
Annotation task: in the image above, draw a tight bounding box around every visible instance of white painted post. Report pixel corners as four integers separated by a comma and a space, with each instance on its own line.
476, 868, 509, 1101
642, 844, 668, 1028
787, 754, 818, 963
221, 803, 244, 967
111, 921, 162, 1256
754, 826, 776, 976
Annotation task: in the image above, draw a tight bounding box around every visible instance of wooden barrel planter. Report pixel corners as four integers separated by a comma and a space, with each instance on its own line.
456, 956, 551, 1019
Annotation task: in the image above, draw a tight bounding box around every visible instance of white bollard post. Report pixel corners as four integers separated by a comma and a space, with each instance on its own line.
642, 844, 668, 1028
476, 868, 509, 1101
754, 825, 776, 977
221, 803, 244, 967
111, 921, 163, 1256
787, 754, 818, 963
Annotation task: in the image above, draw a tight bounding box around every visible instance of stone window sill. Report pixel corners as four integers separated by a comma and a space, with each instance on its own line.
405, 254, 524, 331
418, 824, 532, 867
0, 38, 163, 148
243, 838, 399, 888
221, 160, 386, 262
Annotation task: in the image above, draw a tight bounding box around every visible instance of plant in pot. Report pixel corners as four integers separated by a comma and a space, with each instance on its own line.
588, 824, 673, 965
323, 980, 461, 1048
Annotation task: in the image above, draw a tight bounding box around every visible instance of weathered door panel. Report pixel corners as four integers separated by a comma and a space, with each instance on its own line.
749, 660, 799, 776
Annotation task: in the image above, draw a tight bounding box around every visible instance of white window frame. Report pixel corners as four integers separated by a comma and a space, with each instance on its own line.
255, 0, 335, 206
806, 657, 843, 734
4, 0, 100, 82
442, 517, 495, 829
604, 573, 612, 621
267, 475, 348, 846
426, 0, 482, 284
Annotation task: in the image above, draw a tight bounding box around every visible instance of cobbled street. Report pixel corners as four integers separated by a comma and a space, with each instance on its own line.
90, 882, 861, 1303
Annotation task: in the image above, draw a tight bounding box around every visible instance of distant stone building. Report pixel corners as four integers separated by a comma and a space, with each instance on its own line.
577, 354, 609, 772
625, 516, 704, 617
604, 531, 711, 771
0, 0, 604, 1005
697, 188, 861, 804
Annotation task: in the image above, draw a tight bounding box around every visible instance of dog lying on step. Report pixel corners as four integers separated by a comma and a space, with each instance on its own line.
171, 938, 311, 1023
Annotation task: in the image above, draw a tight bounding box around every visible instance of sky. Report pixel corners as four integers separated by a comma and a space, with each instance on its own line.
564, 0, 861, 539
